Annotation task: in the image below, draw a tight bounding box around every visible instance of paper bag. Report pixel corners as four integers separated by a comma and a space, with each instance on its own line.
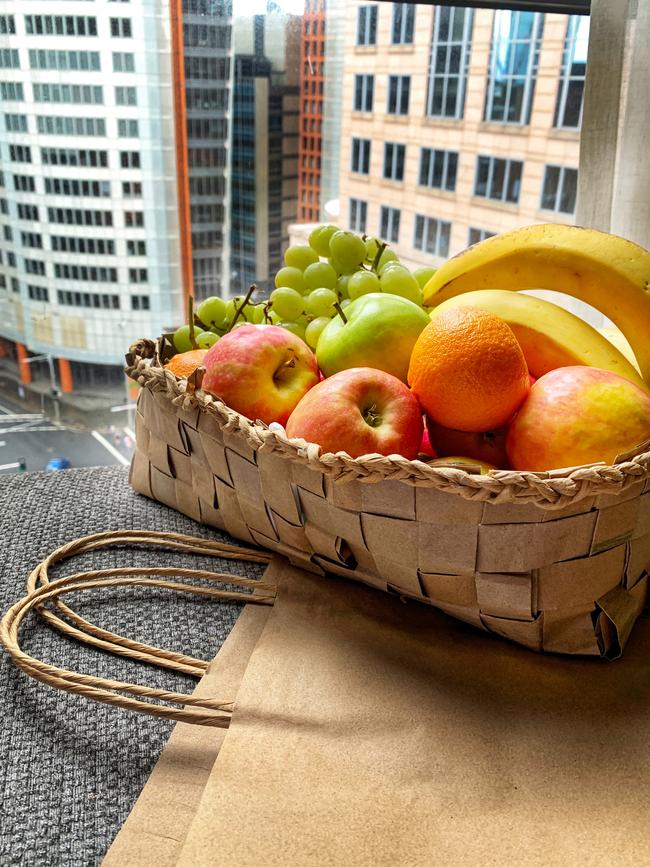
177, 564, 650, 867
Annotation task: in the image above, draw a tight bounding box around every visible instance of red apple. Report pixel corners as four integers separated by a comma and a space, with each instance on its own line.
202, 324, 319, 426
286, 367, 423, 459
419, 426, 437, 459
507, 366, 650, 471
426, 418, 510, 468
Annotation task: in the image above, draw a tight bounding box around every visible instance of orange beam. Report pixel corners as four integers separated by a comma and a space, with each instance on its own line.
58, 357, 73, 393
170, 0, 193, 305
16, 343, 31, 385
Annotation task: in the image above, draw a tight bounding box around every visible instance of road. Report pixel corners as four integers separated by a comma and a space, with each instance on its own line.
0, 394, 134, 474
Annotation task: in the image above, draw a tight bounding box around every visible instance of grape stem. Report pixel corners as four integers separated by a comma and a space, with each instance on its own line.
333, 301, 348, 324
371, 241, 387, 273
188, 295, 198, 349
228, 284, 257, 332
262, 301, 272, 323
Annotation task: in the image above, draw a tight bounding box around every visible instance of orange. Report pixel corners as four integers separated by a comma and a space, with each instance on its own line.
164, 349, 208, 379
408, 306, 530, 432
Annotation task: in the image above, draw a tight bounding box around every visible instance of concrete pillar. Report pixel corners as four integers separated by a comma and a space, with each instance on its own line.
16, 343, 32, 385
58, 357, 73, 393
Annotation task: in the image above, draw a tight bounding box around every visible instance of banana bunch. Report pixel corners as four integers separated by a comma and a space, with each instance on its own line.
423, 224, 650, 390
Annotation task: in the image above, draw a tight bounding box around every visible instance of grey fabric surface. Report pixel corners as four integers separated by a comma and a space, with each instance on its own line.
0, 466, 264, 867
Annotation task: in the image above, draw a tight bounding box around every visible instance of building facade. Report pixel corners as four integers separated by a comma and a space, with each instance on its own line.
339, 3, 588, 269
297, 0, 325, 223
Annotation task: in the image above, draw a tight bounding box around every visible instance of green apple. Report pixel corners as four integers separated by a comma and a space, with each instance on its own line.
316, 292, 430, 383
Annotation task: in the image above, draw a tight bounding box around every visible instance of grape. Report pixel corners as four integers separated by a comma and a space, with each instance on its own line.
197, 331, 219, 349
340, 298, 352, 310
414, 266, 437, 289
380, 266, 423, 305
305, 316, 330, 349
364, 237, 380, 263
244, 303, 265, 324
306, 288, 337, 318
279, 321, 307, 342
173, 324, 204, 353
275, 266, 306, 294
225, 296, 246, 324
329, 231, 366, 273
328, 253, 358, 276
284, 244, 319, 270
377, 248, 399, 272
269, 310, 282, 324
308, 224, 338, 257
336, 275, 350, 299
196, 295, 227, 330
348, 270, 380, 300
304, 261, 337, 291
270, 287, 304, 320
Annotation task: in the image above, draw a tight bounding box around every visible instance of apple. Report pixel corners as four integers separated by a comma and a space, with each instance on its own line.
286, 367, 423, 459
426, 419, 510, 468
316, 293, 430, 383
506, 366, 650, 471
202, 324, 319, 426
419, 426, 437, 459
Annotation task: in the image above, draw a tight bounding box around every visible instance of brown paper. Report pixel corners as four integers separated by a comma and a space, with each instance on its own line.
102, 604, 271, 867
177, 562, 650, 867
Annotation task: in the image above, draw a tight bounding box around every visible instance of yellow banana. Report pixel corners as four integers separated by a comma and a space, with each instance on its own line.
598, 326, 641, 373
423, 224, 650, 386
430, 290, 647, 389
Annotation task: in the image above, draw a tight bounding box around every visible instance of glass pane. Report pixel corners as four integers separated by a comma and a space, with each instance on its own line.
491, 159, 506, 200
475, 157, 490, 196
541, 165, 560, 209
446, 152, 458, 191
432, 151, 444, 188
563, 79, 584, 127
419, 149, 430, 186
439, 222, 451, 257
507, 161, 523, 203
559, 168, 578, 213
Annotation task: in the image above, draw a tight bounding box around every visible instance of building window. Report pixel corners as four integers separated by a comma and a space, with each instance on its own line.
47, 207, 113, 227
122, 181, 142, 197
131, 295, 150, 311
28, 284, 49, 303
9, 145, 31, 163
414, 215, 451, 257
349, 198, 367, 233
24, 258, 46, 276
54, 264, 118, 282
380, 206, 400, 243
57, 290, 120, 310
128, 267, 147, 283
0, 49, 20, 69
41, 148, 108, 168
33, 83, 103, 105
120, 151, 141, 169
391, 4, 414, 45
36, 116, 106, 136
124, 211, 144, 227
0, 15, 15, 35
387, 75, 410, 115
383, 143, 405, 182
351, 138, 371, 174
118, 119, 139, 138
127, 240, 146, 256
354, 74, 374, 112
29, 49, 100, 71
4, 114, 28, 133
427, 8, 473, 119
17, 204, 40, 222
20, 232, 43, 249
1, 82, 24, 101
484, 11, 544, 125
356, 5, 377, 46
475, 156, 523, 204
25, 16, 97, 36
419, 148, 458, 192
4, 226, 13, 242
112, 51, 135, 73
468, 227, 495, 246
115, 86, 137, 106
44, 178, 111, 197
555, 16, 589, 129
110, 18, 132, 38
51, 236, 115, 255
13, 175, 36, 193
541, 165, 578, 214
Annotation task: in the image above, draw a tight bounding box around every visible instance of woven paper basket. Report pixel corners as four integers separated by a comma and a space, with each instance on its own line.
126, 339, 650, 659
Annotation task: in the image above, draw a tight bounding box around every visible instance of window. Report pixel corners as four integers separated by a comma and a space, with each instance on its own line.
183, 23, 229, 49
110, 18, 132, 37
484, 11, 544, 125
184, 56, 230, 81
9, 145, 31, 163
351, 138, 371, 174
25, 16, 97, 36
4, 226, 13, 242
5, 114, 28, 133
414, 216, 451, 257
188, 148, 226, 169
41, 148, 108, 168
122, 181, 142, 197
13, 175, 36, 193
0, 49, 20, 69
131, 295, 150, 311
36, 116, 106, 136
541, 165, 578, 213
11, 278, 20, 293
383, 143, 405, 181
44, 178, 111, 198
356, 5, 377, 46
387, 76, 410, 115
24, 259, 46, 277
427, 8, 473, 119
47, 208, 113, 227
128, 267, 147, 283
29, 50, 100, 71
349, 198, 367, 233
21, 232, 42, 249
189, 176, 226, 197
51, 236, 115, 255
186, 87, 228, 112
353, 75, 374, 112
54, 264, 118, 282
28, 285, 49, 303
555, 16, 589, 129
391, 4, 414, 45
124, 211, 144, 227
112, 52, 135, 72
468, 227, 495, 246
1, 82, 24, 101
17, 204, 40, 221
475, 156, 523, 204
115, 86, 137, 106
33, 83, 103, 105
57, 291, 120, 310
120, 151, 141, 169
7, 252, 16, 268
118, 119, 139, 138
419, 148, 458, 192
380, 206, 400, 243
0, 15, 15, 35
127, 241, 146, 257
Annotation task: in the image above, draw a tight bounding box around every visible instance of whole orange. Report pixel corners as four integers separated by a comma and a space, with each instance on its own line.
408, 306, 530, 432
164, 348, 208, 379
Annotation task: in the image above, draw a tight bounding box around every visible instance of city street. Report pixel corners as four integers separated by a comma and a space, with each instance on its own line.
0, 393, 134, 474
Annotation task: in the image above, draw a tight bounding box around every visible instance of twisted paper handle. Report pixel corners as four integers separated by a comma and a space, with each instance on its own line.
0, 531, 275, 727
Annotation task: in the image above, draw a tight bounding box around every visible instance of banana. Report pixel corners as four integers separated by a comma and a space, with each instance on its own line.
430, 290, 647, 389
422, 224, 650, 386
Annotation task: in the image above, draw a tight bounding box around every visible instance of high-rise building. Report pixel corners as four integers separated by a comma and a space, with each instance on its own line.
338, 3, 588, 268
297, 0, 325, 223
0, 0, 233, 392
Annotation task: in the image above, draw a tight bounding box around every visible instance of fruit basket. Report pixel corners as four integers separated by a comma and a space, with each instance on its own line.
126, 336, 650, 660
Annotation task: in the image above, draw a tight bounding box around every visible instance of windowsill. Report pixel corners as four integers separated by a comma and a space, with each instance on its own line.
380, 177, 405, 187
387, 44, 415, 52
548, 127, 581, 140
351, 111, 374, 119
354, 45, 377, 52
416, 186, 457, 200
421, 116, 464, 127
478, 122, 531, 136
384, 114, 410, 123
535, 209, 576, 221
349, 173, 372, 182
471, 196, 520, 210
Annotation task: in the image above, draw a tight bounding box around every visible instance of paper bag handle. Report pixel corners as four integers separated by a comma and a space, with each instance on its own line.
0, 531, 275, 727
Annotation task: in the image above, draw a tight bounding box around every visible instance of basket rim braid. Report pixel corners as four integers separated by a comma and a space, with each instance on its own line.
125, 338, 650, 511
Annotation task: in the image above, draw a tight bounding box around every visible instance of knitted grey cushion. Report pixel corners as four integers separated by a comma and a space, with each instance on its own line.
0, 467, 262, 866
